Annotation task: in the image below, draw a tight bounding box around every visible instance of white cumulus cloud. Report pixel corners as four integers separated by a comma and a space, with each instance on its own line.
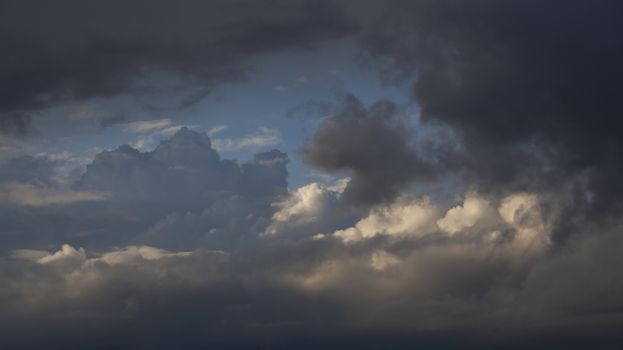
263, 180, 346, 236
332, 196, 439, 243
437, 193, 495, 234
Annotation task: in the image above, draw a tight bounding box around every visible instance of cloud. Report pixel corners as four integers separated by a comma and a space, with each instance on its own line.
9, 249, 52, 261
212, 127, 281, 152
0, 128, 291, 253
0, 188, 620, 349
263, 180, 348, 237
1, 243, 338, 348
36, 244, 86, 264
0, 0, 357, 134
0, 182, 109, 206
360, 0, 623, 226
2, 1, 623, 346
369, 250, 400, 271
129, 124, 198, 151
12, 244, 194, 266
328, 196, 439, 243
75, 127, 288, 202
301, 94, 437, 208
134, 195, 273, 251
121, 118, 173, 133
207, 125, 228, 136
437, 194, 495, 235
0, 155, 64, 186
92, 245, 195, 265
321, 190, 553, 255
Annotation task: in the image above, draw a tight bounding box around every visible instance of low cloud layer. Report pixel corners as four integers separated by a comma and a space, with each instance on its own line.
2, 187, 621, 349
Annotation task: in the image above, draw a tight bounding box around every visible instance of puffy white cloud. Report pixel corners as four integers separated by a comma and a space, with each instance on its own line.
331, 196, 438, 243
437, 193, 495, 234
38, 244, 86, 264
0, 182, 109, 206
319, 190, 554, 271
263, 179, 347, 237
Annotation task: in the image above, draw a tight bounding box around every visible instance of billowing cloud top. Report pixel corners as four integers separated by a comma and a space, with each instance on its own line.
76, 127, 288, 202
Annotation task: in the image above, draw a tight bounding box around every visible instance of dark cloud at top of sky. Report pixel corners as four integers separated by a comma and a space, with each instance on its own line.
359, 0, 623, 237
0, 0, 357, 134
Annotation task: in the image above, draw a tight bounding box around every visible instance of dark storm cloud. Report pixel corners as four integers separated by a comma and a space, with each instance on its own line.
301, 94, 436, 207
0, 0, 357, 133
360, 0, 623, 213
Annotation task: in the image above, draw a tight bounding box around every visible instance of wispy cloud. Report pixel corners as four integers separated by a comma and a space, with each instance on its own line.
0, 182, 109, 206
208, 124, 228, 136
212, 127, 281, 152
121, 118, 173, 133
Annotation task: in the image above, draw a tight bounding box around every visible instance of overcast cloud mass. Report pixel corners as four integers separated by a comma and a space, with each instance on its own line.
1, 1, 623, 349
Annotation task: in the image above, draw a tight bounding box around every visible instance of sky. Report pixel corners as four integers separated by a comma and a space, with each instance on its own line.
1, 1, 623, 349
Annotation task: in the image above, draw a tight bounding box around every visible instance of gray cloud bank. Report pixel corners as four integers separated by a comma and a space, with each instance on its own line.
2, 191, 623, 349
